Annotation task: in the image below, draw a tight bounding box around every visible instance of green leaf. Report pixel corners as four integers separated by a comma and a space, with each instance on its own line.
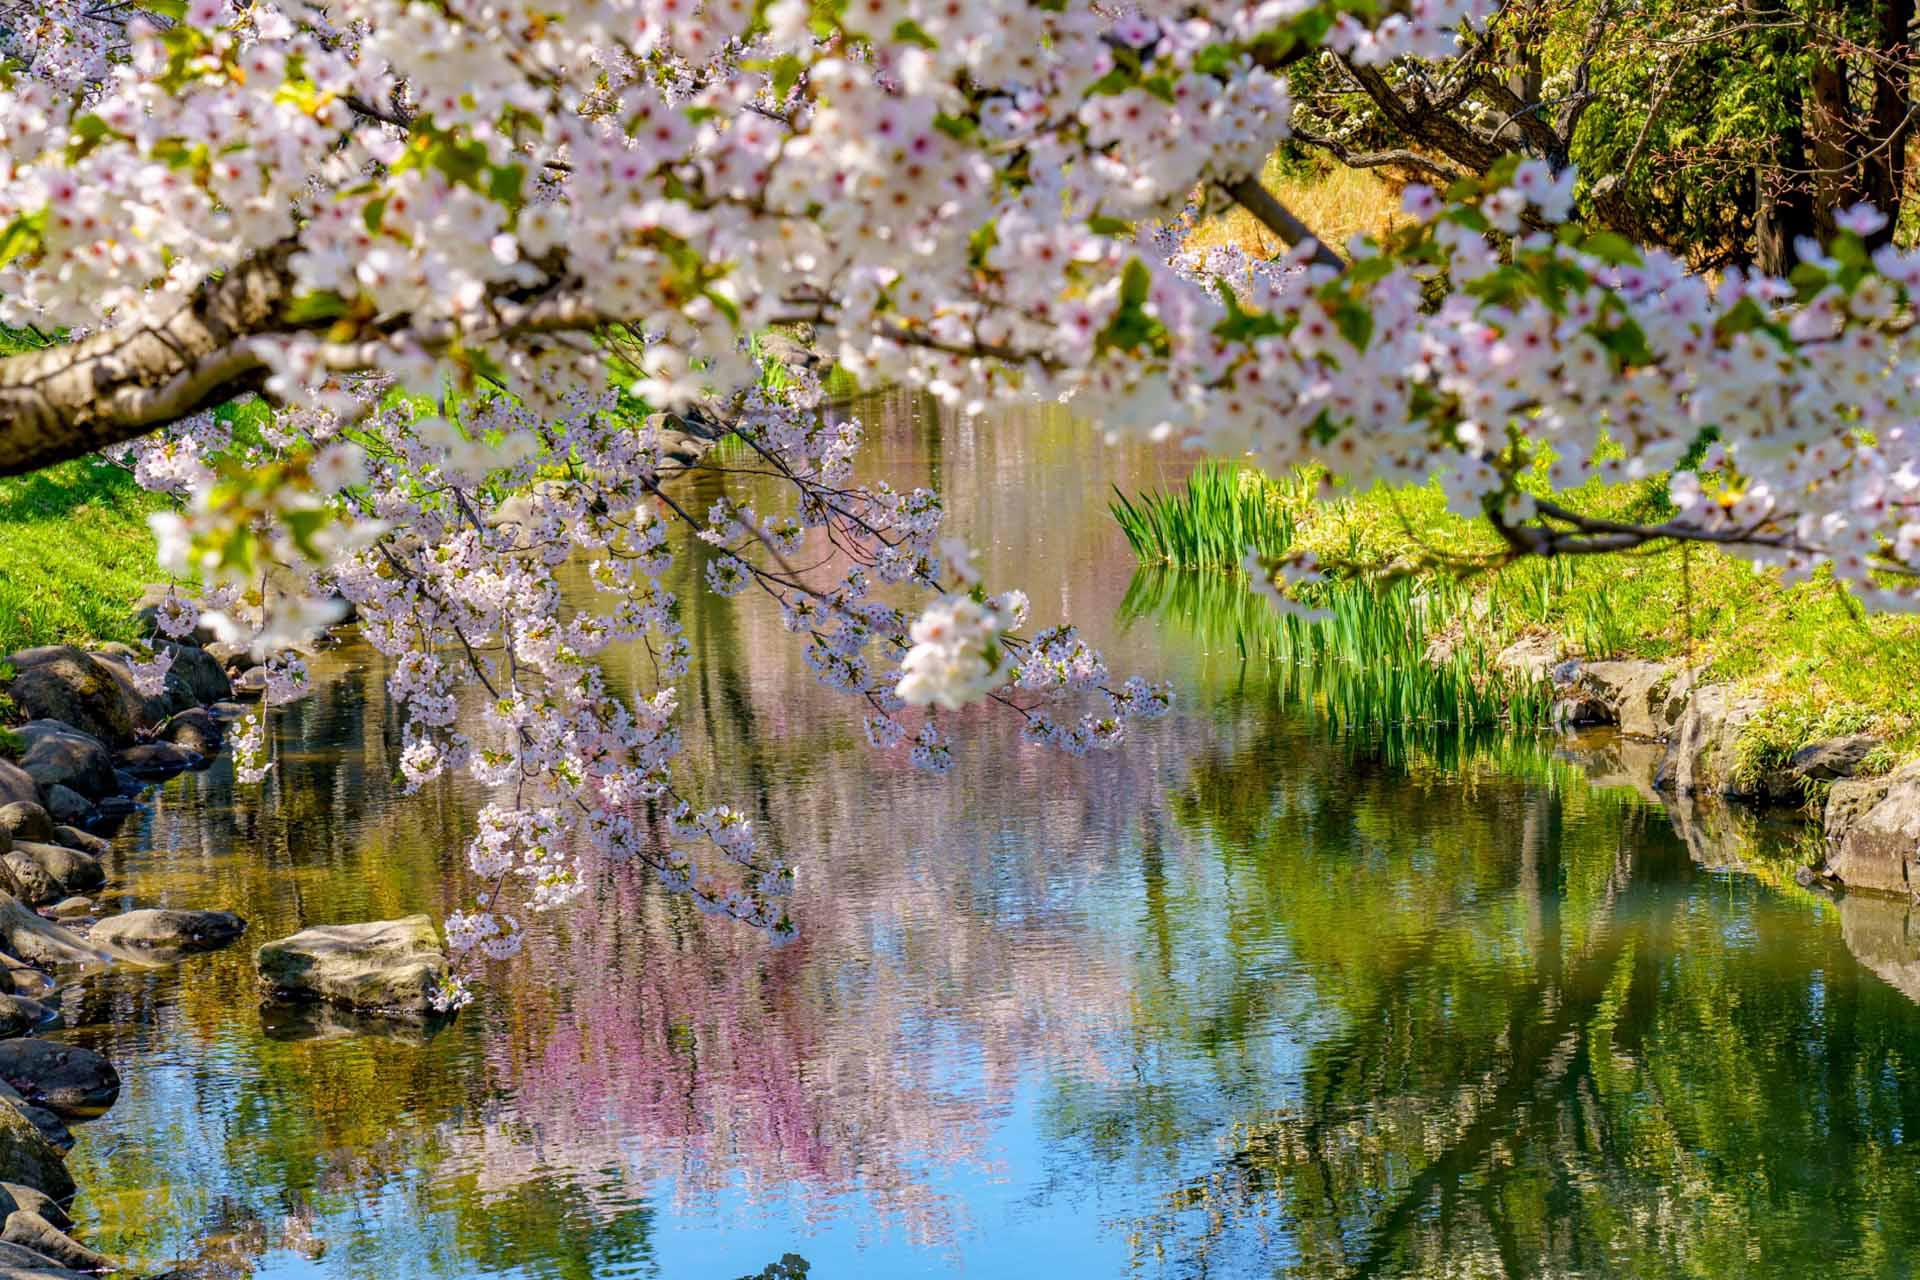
1580, 231, 1641, 267
282, 292, 349, 325
932, 112, 976, 141
890, 19, 937, 48
1331, 300, 1373, 351
487, 162, 526, 204
1086, 214, 1132, 236
362, 196, 388, 235
0, 212, 45, 269
1085, 66, 1132, 96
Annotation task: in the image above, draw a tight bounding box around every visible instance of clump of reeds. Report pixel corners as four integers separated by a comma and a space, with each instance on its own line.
1110, 462, 1298, 568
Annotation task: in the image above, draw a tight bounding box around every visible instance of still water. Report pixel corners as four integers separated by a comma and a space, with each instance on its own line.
46, 398, 1920, 1279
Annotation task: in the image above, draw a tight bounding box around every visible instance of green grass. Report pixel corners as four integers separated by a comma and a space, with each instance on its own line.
0, 458, 172, 656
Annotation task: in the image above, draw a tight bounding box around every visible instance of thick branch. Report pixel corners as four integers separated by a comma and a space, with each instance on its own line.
0, 243, 303, 475
1217, 177, 1347, 270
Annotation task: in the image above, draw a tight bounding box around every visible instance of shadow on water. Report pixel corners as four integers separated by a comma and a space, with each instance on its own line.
41, 403, 1920, 1280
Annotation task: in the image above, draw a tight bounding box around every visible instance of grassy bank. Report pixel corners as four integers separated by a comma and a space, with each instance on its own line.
1117, 465, 1920, 790
0, 459, 169, 656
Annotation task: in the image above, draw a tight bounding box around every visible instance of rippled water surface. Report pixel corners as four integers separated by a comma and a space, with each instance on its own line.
46, 398, 1920, 1279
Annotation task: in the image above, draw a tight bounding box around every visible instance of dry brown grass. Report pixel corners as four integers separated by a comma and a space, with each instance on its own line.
1181, 156, 1404, 260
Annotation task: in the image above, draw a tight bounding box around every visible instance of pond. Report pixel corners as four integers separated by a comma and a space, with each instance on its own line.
49, 396, 1920, 1279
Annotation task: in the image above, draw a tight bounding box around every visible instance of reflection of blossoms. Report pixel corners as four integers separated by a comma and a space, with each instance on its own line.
232, 713, 273, 784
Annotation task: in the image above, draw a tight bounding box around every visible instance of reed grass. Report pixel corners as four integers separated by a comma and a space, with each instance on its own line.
1121, 568, 1554, 734
1110, 462, 1299, 568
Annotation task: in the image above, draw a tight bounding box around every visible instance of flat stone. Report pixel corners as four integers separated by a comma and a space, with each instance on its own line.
43, 830, 104, 860
0, 965, 49, 1003
0, 1100, 71, 1202
1, 1211, 107, 1274
256, 915, 448, 1016
9, 847, 100, 899
12, 726, 113, 802
0, 1189, 64, 1235
0, 1238, 87, 1278
1789, 733, 1880, 783
92, 909, 244, 955
39, 902, 87, 924
111, 742, 196, 781
207, 701, 249, 722
230, 667, 268, 700
0, 1041, 118, 1119
0, 772, 31, 815
0, 896, 111, 971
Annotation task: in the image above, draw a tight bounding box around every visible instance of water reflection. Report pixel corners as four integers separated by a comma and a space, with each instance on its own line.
36, 399, 1920, 1279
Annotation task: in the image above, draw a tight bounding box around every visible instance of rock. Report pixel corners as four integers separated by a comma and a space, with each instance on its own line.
1821, 761, 1920, 896
0, 772, 31, 816
0, 864, 56, 912
230, 667, 268, 700
0, 1238, 87, 1278
0, 896, 112, 971
11, 847, 101, 899
161, 642, 232, 706
0, 1001, 56, 1042
1569, 660, 1691, 739
202, 642, 252, 680
91, 909, 244, 955
1656, 683, 1765, 797
12, 725, 113, 802
89, 643, 193, 728
2, 648, 137, 746
0, 964, 49, 1003
0, 813, 45, 852
40, 903, 86, 925
44, 830, 104, 861
1788, 734, 1879, 784
1, 1212, 107, 1274
0, 1085, 66, 1155
111, 742, 196, 781
0, 1041, 118, 1119
0, 1190, 64, 1236
156, 707, 221, 758
0, 1101, 71, 1202
256, 915, 448, 1016
29, 793, 80, 833
207, 701, 249, 722
1492, 634, 1561, 684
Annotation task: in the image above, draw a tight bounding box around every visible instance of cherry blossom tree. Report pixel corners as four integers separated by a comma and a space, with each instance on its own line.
1, 0, 1915, 1002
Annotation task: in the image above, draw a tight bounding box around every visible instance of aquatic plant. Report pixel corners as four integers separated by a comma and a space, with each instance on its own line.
1110, 463, 1299, 569
1123, 568, 1554, 733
